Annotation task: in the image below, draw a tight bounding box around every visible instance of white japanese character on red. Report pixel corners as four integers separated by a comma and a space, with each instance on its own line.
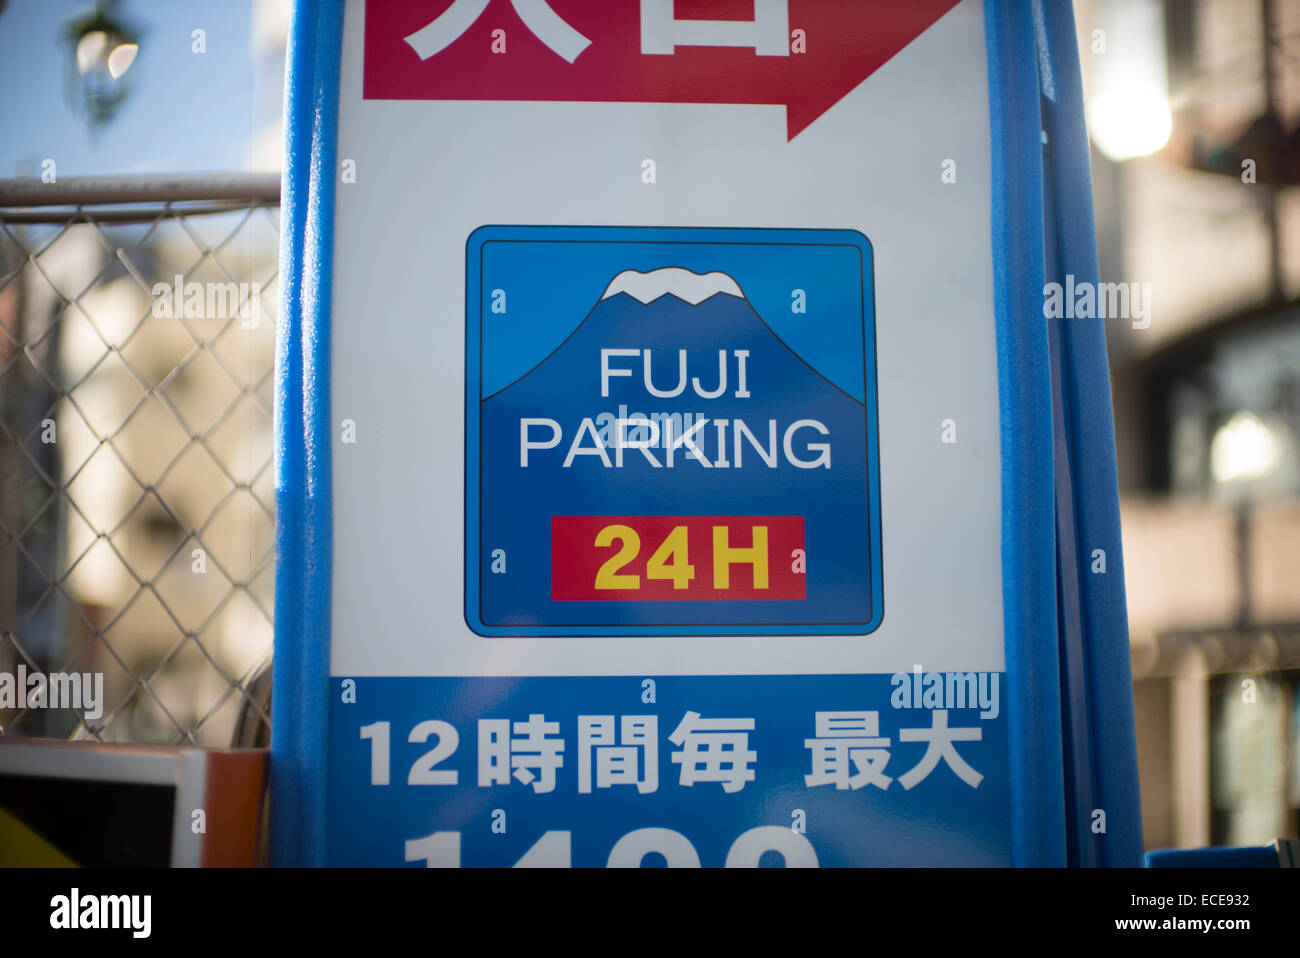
405, 0, 591, 63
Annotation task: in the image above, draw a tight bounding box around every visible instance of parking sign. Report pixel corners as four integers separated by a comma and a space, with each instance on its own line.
466, 226, 882, 635
274, 0, 1142, 867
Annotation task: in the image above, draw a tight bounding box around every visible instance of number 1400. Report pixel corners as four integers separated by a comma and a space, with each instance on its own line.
404, 827, 819, 868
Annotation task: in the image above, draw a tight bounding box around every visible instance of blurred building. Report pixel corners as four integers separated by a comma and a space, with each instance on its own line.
0, 0, 287, 746
1076, 0, 1300, 848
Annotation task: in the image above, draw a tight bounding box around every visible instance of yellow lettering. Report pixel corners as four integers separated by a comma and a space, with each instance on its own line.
712, 525, 768, 589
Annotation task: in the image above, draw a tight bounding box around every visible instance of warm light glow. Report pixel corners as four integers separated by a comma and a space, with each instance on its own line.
1211, 412, 1278, 484
107, 43, 138, 79
1088, 86, 1173, 161
75, 30, 108, 74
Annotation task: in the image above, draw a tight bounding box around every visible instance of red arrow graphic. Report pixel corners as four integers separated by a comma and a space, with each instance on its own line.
363, 0, 962, 140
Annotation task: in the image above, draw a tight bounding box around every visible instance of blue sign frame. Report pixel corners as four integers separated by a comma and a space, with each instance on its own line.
273, 0, 1143, 867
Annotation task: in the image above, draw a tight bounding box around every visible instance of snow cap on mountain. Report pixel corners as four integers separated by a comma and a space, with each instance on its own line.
600, 267, 744, 306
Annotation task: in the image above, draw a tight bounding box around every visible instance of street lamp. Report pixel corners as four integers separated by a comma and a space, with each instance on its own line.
1088, 87, 1173, 163
62, 1, 141, 129
1083, 0, 1173, 162
1210, 410, 1286, 628
1211, 411, 1279, 485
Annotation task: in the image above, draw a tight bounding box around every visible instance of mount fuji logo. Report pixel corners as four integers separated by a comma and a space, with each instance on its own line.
466, 225, 883, 635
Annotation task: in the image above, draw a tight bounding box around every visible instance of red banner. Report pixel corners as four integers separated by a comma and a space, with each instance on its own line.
552, 515, 806, 600
364, 0, 961, 139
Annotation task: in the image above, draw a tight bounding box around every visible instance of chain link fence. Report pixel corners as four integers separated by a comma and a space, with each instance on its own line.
0, 174, 279, 748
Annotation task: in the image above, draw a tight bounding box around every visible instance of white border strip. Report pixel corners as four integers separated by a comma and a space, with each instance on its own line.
169, 749, 206, 867
0, 743, 176, 785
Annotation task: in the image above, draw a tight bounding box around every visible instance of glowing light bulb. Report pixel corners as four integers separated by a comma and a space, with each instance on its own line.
107, 43, 138, 79
1088, 86, 1173, 161
76, 30, 108, 73
1211, 412, 1277, 484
